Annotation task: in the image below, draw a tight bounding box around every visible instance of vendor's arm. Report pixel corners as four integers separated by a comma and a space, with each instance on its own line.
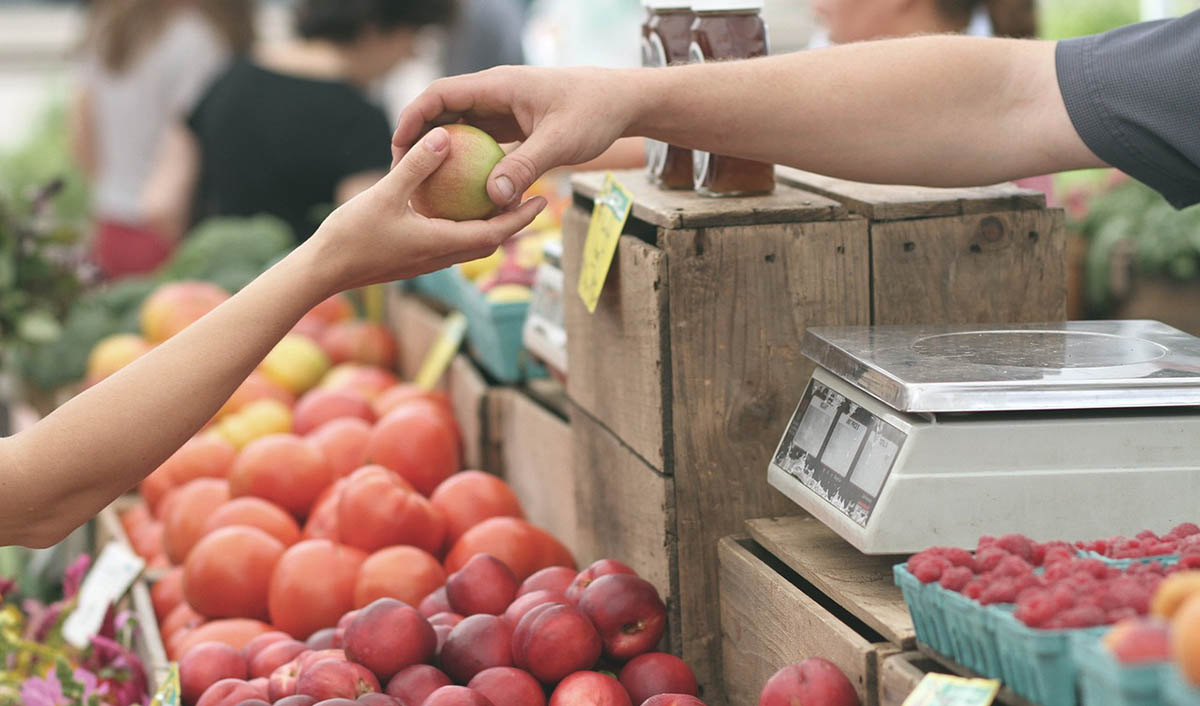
0, 128, 546, 549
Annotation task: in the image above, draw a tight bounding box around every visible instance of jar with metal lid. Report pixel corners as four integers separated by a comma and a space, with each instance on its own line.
689, 0, 775, 197
642, 0, 696, 189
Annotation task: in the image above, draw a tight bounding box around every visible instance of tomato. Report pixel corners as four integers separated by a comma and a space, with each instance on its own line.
163, 478, 231, 565
354, 545, 446, 609
151, 567, 185, 620
303, 479, 346, 541
292, 388, 375, 436
365, 405, 460, 496
319, 321, 397, 368
372, 385, 455, 430
184, 526, 285, 620
204, 497, 302, 547
269, 539, 366, 639
128, 519, 165, 561
176, 619, 274, 660
430, 471, 525, 550
228, 434, 332, 519
337, 466, 444, 555
216, 372, 296, 420
161, 599, 204, 639
140, 464, 176, 518
161, 435, 237, 485
307, 418, 372, 479
444, 518, 575, 581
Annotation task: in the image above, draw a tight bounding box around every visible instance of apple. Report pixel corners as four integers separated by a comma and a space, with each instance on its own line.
513, 603, 602, 684
519, 567, 577, 598
566, 561, 636, 604
308, 628, 340, 650
503, 590, 566, 628
344, 598, 437, 682
385, 664, 453, 706
410, 125, 506, 222
578, 575, 666, 660
296, 659, 381, 701
549, 672, 632, 706
758, 659, 858, 706
468, 667, 547, 706
447, 554, 519, 616
181, 642, 248, 705
618, 654, 698, 705
195, 678, 267, 706
440, 615, 515, 683
421, 587, 453, 617
249, 639, 307, 679
640, 697, 706, 706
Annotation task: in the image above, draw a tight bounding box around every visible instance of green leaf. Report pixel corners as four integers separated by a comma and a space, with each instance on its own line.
16, 310, 62, 344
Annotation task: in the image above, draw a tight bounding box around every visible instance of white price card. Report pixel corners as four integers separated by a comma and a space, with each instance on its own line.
62, 542, 145, 648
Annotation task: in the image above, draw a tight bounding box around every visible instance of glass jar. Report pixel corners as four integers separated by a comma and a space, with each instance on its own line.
642, 1, 696, 189
689, 0, 775, 196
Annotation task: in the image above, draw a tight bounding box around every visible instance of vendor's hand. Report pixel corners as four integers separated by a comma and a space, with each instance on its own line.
308, 126, 547, 294
392, 67, 639, 208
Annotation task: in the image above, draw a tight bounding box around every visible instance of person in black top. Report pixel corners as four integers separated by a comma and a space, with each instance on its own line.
145, 0, 455, 243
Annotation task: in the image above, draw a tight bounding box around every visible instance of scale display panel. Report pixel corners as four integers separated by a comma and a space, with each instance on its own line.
772, 378, 907, 527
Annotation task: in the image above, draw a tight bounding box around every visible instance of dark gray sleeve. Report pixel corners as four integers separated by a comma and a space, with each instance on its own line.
1056, 10, 1200, 209
443, 0, 526, 77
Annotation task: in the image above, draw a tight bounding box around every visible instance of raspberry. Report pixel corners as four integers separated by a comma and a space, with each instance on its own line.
964, 579, 986, 601
1103, 577, 1150, 614
1043, 547, 1076, 568
913, 556, 951, 583
977, 535, 997, 551
907, 549, 946, 573
1146, 542, 1178, 557
1167, 522, 1200, 539
975, 547, 1010, 573
1014, 590, 1057, 627
995, 534, 1036, 563
939, 566, 974, 592
1178, 554, 1200, 570
980, 578, 1019, 605
1136, 530, 1160, 542
1078, 559, 1111, 580
992, 555, 1035, 578
1050, 585, 1077, 612
1050, 604, 1106, 629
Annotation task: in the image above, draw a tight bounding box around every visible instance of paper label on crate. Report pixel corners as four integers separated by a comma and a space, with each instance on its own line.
150, 664, 181, 706
901, 673, 1000, 706
415, 311, 468, 391
62, 542, 144, 648
577, 173, 634, 314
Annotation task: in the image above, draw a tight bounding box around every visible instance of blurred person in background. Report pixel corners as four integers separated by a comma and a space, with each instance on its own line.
145, 0, 454, 245
443, 0, 526, 76
71, 0, 254, 279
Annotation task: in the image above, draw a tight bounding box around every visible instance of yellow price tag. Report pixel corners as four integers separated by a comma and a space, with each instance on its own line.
902, 673, 1000, 706
577, 173, 634, 314
149, 663, 181, 706
415, 311, 468, 391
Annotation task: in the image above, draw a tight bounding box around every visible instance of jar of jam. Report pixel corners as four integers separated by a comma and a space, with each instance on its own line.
642, 1, 696, 189
689, 0, 775, 197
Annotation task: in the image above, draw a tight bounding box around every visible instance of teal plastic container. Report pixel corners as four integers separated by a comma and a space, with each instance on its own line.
1073, 632, 1172, 706
409, 268, 464, 310
1078, 550, 1182, 569
942, 589, 1005, 678
894, 565, 958, 658
993, 609, 1106, 706
1165, 669, 1200, 706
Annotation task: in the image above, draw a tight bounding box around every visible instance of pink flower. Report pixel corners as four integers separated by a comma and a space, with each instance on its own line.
20, 671, 66, 706
0, 576, 14, 602
63, 555, 91, 600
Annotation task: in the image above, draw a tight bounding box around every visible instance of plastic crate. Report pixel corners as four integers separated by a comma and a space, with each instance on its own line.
993, 609, 1106, 706
408, 268, 464, 310
1073, 632, 1171, 706
1165, 669, 1200, 706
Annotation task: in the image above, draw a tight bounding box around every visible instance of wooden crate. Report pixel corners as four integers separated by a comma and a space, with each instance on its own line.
879, 651, 1037, 706
563, 168, 1065, 697
719, 535, 901, 706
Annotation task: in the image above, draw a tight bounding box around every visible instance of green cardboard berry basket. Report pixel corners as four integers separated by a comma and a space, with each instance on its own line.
1165, 668, 1200, 706
1073, 631, 1172, 706
992, 609, 1106, 706
1078, 550, 1182, 569
894, 564, 955, 657
895, 564, 1007, 679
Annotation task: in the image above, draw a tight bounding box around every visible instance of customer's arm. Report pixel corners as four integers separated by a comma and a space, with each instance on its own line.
0, 127, 546, 549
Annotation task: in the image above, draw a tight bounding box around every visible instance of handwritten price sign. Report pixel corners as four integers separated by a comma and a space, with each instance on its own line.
577, 173, 634, 314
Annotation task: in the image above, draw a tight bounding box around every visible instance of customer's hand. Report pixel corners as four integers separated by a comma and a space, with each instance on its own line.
392, 67, 639, 208
309, 126, 547, 294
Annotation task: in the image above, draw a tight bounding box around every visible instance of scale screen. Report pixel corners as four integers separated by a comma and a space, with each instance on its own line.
773, 379, 907, 527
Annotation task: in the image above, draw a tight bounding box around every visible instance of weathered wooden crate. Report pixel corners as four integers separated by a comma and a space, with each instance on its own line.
879, 651, 1038, 706
563, 168, 1065, 697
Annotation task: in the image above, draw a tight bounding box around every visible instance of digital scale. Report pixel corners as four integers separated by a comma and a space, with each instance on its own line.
768, 320, 1200, 554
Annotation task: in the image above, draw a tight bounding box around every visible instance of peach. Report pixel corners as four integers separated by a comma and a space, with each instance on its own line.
242, 631, 291, 662
440, 615, 514, 683
566, 561, 636, 604
357, 695, 402, 706
294, 388, 376, 436
163, 478, 231, 565
758, 659, 858, 706
429, 612, 464, 628
411, 125, 505, 222
180, 642, 247, 705
320, 364, 399, 402
503, 590, 566, 629
140, 281, 229, 343
269, 656, 304, 701
355, 545, 446, 609
431, 472, 525, 551
249, 639, 307, 679
640, 696, 706, 706
468, 667, 547, 706
519, 568, 577, 598
1152, 570, 1200, 619
296, 658, 381, 701
216, 372, 295, 420
194, 677, 266, 706
86, 333, 152, 383
274, 697, 318, 706
420, 686, 497, 706
320, 321, 398, 369
578, 575, 666, 661
421, 587, 453, 618
345, 598, 437, 682
214, 399, 293, 450
619, 654, 698, 705
161, 435, 237, 486
310, 419, 373, 479
1172, 593, 1200, 685
512, 603, 601, 684
308, 628, 340, 650
447, 554, 519, 616
1103, 618, 1171, 663
548, 672, 632, 706
385, 665, 453, 706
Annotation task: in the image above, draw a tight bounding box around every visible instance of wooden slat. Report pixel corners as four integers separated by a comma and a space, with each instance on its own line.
563, 208, 670, 471
871, 209, 1067, 324
388, 287, 445, 381
496, 389, 577, 552
571, 169, 846, 229
776, 167, 1045, 221
571, 407, 676, 648
663, 217, 872, 688
747, 516, 915, 648
446, 354, 488, 471
917, 645, 1039, 706
719, 536, 886, 706
879, 652, 931, 706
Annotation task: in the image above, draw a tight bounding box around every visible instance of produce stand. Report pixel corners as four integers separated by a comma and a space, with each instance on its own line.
563, 168, 1066, 697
